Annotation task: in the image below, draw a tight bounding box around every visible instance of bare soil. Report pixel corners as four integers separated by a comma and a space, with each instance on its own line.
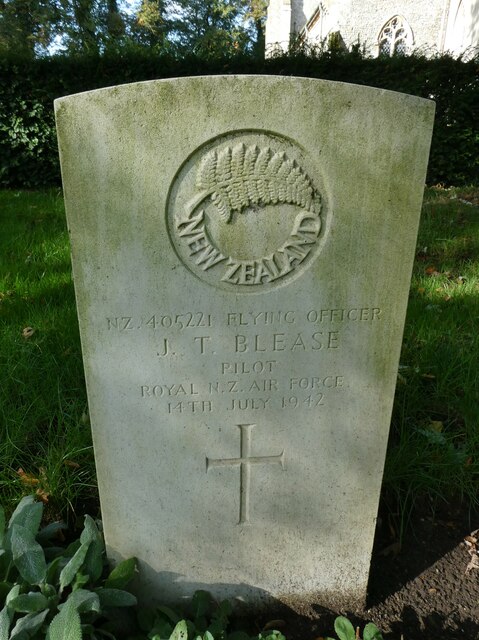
253, 499, 479, 639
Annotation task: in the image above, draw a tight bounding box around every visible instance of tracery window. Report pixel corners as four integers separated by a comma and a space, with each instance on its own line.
378, 15, 413, 56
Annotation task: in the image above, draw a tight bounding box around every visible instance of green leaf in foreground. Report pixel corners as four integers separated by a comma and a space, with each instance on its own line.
191, 589, 211, 620
80, 517, 104, 583
8, 497, 43, 539
59, 541, 89, 593
105, 557, 137, 589
9, 609, 49, 640
47, 599, 81, 640
8, 591, 48, 613
95, 587, 137, 608
10, 525, 47, 585
363, 622, 384, 640
60, 589, 100, 614
334, 616, 356, 640
169, 620, 188, 640
0, 607, 10, 640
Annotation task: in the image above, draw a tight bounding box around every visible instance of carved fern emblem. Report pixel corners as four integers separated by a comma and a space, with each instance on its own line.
193, 143, 321, 223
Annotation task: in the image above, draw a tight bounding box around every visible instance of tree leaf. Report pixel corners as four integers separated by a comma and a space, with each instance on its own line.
46, 599, 81, 640
169, 620, 188, 640
334, 616, 356, 640
95, 587, 137, 608
8, 592, 48, 613
59, 542, 90, 593
363, 622, 384, 640
10, 609, 49, 640
10, 525, 47, 585
105, 557, 137, 589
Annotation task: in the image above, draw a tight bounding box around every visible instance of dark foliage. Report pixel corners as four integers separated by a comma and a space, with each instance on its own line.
0, 48, 477, 187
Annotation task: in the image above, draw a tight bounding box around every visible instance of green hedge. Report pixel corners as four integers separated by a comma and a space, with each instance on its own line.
0, 49, 478, 187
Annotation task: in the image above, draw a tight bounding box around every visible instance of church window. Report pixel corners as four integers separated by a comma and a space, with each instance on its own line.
378, 16, 413, 56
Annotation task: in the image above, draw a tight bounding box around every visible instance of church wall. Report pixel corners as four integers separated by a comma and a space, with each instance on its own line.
339, 0, 446, 53
302, 0, 447, 53
266, 0, 478, 56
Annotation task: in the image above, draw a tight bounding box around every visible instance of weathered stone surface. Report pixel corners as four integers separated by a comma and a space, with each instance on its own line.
55, 76, 434, 609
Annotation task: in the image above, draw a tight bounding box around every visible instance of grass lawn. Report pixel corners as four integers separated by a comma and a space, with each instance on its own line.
0, 190, 95, 524
1, 187, 478, 531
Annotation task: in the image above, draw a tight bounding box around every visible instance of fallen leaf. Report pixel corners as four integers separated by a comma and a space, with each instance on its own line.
425, 266, 440, 276
429, 421, 443, 433
464, 529, 479, 573
17, 468, 39, 486
22, 326, 35, 339
36, 488, 50, 504
466, 556, 479, 573
64, 459, 80, 469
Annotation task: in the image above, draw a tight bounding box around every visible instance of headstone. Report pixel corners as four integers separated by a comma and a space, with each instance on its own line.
55, 76, 434, 610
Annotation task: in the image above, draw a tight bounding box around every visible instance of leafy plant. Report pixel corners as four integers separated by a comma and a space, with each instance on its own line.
0, 495, 138, 639
325, 616, 383, 640
0, 496, 286, 640
137, 589, 286, 640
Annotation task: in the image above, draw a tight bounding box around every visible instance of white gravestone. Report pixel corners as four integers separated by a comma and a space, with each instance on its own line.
55, 76, 434, 610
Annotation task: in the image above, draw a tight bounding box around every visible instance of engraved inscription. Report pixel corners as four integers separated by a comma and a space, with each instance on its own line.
104, 307, 383, 332
206, 424, 285, 524
109, 304, 382, 413
140, 370, 345, 412
167, 131, 327, 292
